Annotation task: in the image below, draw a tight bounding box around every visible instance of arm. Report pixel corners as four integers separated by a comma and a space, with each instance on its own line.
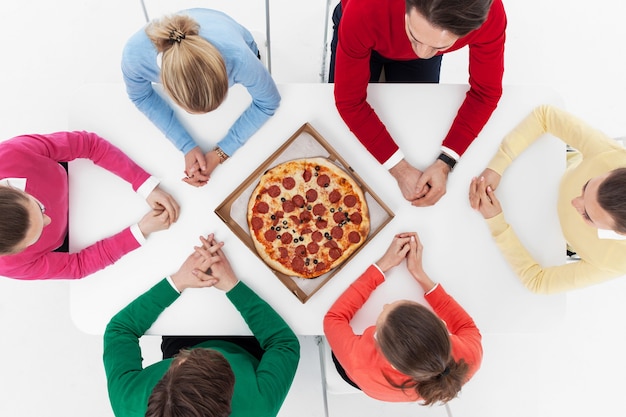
103, 278, 179, 409
441, 0, 506, 157
121, 39, 197, 155
227, 281, 300, 413
216, 50, 280, 156
488, 105, 622, 175
323, 265, 384, 366
425, 284, 482, 372
486, 212, 623, 294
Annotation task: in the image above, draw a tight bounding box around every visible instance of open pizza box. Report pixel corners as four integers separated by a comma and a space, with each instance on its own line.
215, 123, 394, 303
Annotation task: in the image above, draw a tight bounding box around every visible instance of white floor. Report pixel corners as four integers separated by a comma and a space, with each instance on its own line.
2, 1, 626, 416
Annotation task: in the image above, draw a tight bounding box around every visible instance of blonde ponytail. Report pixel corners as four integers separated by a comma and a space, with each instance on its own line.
146, 14, 228, 113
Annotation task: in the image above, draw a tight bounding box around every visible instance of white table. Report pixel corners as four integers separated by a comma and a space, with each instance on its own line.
69, 83, 565, 335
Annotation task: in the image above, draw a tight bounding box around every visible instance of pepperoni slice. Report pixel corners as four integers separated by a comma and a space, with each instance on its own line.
299, 211, 312, 223
316, 219, 328, 229
312, 204, 326, 216
281, 233, 293, 244
282, 177, 296, 190
329, 247, 343, 260
292, 194, 305, 208
275, 211, 284, 219
256, 202, 269, 214
305, 189, 318, 202
303, 169, 312, 182
329, 189, 341, 203
348, 231, 361, 244
331, 226, 343, 239
291, 256, 305, 272
344, 195, 357, 207
295, 245, 307, 257
279, 247, 288, 259
267, 185, 281, 198
289, 215, 300, 224
317, 174, 331, 187
333, 212, 345, 224
324, 240, 338, 249
251, 217, 263, 231
350, 212, 362, 225
264, 229, 277, 241
307, 242, 319, 254
301, 227, 313, 235
311, 231, 323, 242
315, 262, 326, 272
282, 200, 296, 213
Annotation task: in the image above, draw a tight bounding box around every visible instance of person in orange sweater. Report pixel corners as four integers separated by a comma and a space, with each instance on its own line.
323, 232, 482, 404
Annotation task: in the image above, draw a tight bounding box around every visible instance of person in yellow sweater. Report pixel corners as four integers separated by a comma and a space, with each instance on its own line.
469, 105, 626, 294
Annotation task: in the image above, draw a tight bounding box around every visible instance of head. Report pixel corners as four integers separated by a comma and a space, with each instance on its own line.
376, 301, 469, 405
146, 348, 235, 417
0, 187, 51, 255
146, 14, 228, 114
572, 168, 626, 234
404, 0, 493, 58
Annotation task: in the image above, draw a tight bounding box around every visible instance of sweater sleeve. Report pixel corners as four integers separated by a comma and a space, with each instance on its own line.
121, 38, 198, 154
17, 131, 151, 191
226, 281, 300, 415
216, 50, 280, 156
486, 212, 623, 294
441, 0, 506, 156
7, 228, 141, 280
424, 284, 482, 374
103, 279, 179, 412
323, 265, 384, 366
487, 105, 622, 175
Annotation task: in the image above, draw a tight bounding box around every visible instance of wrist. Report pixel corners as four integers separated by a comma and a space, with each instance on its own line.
213, 146, 229, 164
434, 157, 452, 175
170, 273, 187, 292
436, 152, 456, 172
388, 159, 409, 178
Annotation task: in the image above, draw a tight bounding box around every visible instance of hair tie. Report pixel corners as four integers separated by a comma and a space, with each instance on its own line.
168, 29, 186, 43
437, 366, 450, 378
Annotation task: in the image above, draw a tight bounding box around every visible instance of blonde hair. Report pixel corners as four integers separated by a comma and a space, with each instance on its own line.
146, 14, 228, 113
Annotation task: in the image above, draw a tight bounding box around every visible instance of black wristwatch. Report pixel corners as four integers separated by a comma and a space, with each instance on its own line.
437, 152, 457, 171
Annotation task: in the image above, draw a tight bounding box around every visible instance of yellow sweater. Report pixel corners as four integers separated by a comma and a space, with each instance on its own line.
486, 105, 626, 294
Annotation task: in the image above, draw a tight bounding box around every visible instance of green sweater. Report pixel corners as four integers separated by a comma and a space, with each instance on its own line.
103, 279, 300, 417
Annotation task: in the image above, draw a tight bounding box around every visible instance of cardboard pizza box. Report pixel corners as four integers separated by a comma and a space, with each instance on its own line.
215, 123, 394, 303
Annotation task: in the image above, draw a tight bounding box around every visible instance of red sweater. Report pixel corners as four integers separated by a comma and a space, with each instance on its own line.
334, 0, 506, 163
323, 265, 482, 402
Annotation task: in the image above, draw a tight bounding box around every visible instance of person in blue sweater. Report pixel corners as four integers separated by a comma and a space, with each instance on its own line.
122, 9, 280, 187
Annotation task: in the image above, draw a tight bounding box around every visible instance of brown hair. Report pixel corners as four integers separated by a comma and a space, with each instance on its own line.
146, 14, 228, 114
405, 0, 494, 37
377, 302, 469, 405
0, 187, 30, 255
146, 348, 235, 417
597, 168, 626, 234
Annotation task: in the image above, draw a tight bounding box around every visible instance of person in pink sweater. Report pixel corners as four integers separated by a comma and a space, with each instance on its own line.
0, 131, 179, 280
324, 232, 482, 404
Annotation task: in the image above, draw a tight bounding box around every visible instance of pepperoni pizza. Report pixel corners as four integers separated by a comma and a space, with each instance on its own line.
247, 157, 369, 278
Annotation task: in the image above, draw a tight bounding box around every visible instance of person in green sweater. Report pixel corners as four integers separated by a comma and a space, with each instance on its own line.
103, 233, 300, 417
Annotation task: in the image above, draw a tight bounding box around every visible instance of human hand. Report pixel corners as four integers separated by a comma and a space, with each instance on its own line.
388, 159, 430, 202
183, 147, 210, 187
406, 233, 436, 292
479, 168, 501, 192
170, 236, 224, 292
469, 176, 502, 219
138, 208, 172, 238
375, 233, 412, 273
412, 159, 450, 207
146, 186, 180, 223
194, 234, 239, 292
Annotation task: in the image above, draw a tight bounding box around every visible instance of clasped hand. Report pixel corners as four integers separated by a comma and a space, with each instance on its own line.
468, 168, 502, 219
182, 147, 221, 187
171, 234, 239, 292
389, 159, 450, 207
376, 232, 433, 291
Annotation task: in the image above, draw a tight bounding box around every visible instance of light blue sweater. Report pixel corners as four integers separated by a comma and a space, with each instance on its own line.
122, 8, 280, 156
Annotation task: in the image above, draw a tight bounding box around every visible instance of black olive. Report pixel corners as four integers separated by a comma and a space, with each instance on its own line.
271, 226, 275, 230
276, 234, 281, 239
276, 226, 281, 231
315, 165, 320, 171
299, 236, 304, 242
270, 214, 276, 220
338, 207, 343, 211
307, 205, 312, 210
313, 259, 318, 264
330, 208, 335, 213
280, 197, 286, 202
323, 183, 329, 187
282, 220, 288, 225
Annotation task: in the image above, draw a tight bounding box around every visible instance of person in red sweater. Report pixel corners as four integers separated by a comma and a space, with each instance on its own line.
330, 0, 506, 207
323, 232, 482, 403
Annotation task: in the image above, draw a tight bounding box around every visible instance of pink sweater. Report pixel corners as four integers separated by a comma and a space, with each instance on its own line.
0, 131, 151, 280
324, 265, 483, 402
